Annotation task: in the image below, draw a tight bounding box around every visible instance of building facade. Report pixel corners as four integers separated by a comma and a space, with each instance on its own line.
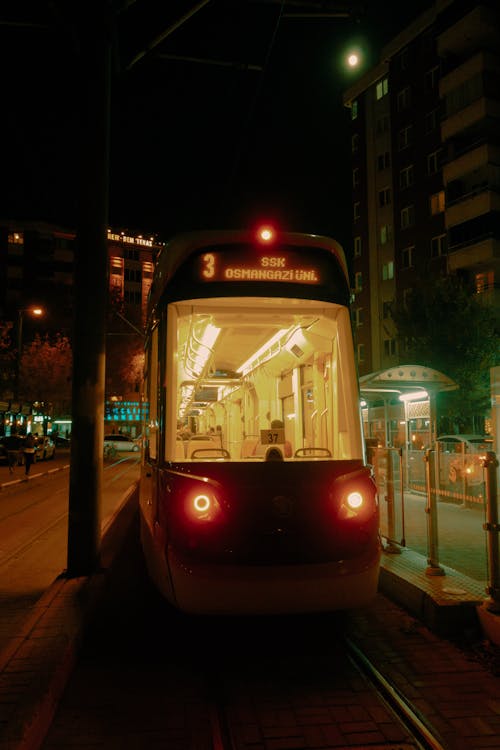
343, 0, 499, 378
0, 220, 162, 434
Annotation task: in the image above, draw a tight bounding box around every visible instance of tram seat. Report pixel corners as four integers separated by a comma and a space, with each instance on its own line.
187, 436, 216, 458
294, 447, 332, 459
265, 446, 284, 461
241, 436, 259, 458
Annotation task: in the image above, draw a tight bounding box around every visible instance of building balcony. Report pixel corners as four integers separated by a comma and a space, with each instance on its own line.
437, 5, 500, 58
441, 98, 500, 141
443, 142, 500, 183
447, 236, 500, 272
445, 189, 500, 229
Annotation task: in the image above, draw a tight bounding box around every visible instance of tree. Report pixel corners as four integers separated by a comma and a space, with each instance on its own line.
392, 275, 499, 433
19, 333, 73, 414
0, 320, 15, 398
105, 334, 144, 400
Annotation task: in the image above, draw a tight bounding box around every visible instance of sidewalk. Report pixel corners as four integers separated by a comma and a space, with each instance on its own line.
0, 481, 139, 750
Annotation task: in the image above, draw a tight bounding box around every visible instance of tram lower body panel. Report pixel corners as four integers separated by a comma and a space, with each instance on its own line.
140, 459, 381, 615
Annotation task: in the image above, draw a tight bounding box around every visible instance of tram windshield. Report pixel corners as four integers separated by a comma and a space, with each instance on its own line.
163, 296, 363, 462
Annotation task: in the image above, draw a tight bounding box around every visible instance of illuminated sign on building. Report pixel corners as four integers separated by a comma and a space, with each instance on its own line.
107, 231, 154, 248
105, 400, 148, 422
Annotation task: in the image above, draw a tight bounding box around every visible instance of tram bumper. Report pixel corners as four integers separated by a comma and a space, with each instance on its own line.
166, 546, 380, 615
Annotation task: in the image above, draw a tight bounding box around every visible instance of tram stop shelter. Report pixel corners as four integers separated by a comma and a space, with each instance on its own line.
359, 364, 458, 449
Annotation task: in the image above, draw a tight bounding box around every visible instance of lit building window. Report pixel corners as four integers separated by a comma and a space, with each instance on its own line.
380, 224, 392, 245
354, 236, 362, 257
354, 271, 363, 292
376, 77, 389, 100
357, 343, 365, 364
382, 262, 394, 281
475, 271, 494, 293
430, 191, 445, 215
351, 100, 358, 120
8, 232, 24, 244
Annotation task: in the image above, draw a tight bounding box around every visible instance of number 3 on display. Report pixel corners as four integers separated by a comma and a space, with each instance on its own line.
201, 253, 216, 279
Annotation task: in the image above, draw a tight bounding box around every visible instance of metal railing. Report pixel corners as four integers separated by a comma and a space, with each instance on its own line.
369, 446, 500, 610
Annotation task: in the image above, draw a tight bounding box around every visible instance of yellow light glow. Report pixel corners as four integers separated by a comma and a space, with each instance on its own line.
258, 227, 274, 242
237, 328, 288, 375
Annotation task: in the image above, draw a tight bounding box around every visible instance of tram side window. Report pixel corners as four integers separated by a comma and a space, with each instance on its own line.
147, 326, 159, 460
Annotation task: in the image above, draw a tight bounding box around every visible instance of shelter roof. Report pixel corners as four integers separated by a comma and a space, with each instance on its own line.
359, 365, 457, 401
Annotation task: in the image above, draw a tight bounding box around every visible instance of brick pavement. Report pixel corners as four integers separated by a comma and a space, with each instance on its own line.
1, 478, 500, 749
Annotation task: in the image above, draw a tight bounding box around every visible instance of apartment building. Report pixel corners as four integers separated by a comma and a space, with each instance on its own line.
343, 0, 499, 378
0, 220, 162, 423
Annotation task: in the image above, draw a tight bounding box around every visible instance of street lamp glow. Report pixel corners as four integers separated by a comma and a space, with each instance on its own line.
15, 306, 45, 400
347, 52, 359, 68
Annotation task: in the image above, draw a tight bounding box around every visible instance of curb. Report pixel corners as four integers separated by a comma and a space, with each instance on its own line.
0, 464, 71, 490
0, 481, 139, 750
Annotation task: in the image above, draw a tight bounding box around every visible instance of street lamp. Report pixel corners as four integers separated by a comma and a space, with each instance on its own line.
15, 306, 44, 401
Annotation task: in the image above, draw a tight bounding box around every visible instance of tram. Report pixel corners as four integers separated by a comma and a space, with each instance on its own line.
139, 227, 380, 614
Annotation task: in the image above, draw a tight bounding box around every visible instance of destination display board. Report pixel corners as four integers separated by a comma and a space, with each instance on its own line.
196, 245, 326, 285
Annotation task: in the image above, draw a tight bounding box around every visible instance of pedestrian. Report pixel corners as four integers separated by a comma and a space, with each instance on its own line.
23, 432, 36, 476
3, 430, 22, 474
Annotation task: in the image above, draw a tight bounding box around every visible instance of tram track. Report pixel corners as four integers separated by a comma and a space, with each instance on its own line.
200, 624, 447, 750
345, 635, 446, 750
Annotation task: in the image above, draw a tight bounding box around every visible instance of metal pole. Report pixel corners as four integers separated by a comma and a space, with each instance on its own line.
424, 448, 445, 576
383, 447, 401, 553
67, 7, 111, 576
483, 451, 500, 613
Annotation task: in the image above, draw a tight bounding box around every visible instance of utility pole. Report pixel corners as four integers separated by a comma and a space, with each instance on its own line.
67, 6, 112, 576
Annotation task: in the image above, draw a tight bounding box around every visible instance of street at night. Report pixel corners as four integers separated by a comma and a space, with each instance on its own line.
1, 2, 499, 748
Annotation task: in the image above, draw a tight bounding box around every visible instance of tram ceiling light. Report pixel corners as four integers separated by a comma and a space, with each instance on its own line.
236, 328, 288, 375
399, 390, 428, 403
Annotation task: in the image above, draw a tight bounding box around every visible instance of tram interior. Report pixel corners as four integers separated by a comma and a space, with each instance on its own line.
164, 297, 363, 462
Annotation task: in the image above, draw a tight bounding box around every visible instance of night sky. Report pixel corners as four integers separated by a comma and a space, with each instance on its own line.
1, 1, 433, 251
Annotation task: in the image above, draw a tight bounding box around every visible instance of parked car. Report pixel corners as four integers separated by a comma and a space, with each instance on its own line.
34, 436, 56, 461
103, 434, 140, 452
54, 435, 71, 448
436, 434, 493, 491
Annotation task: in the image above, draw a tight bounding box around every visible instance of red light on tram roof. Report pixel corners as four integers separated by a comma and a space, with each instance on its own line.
257, 226, 274, 243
